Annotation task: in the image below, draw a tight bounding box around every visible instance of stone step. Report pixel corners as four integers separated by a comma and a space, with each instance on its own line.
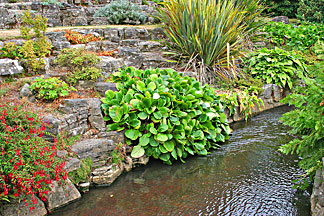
95, 82, 117, 96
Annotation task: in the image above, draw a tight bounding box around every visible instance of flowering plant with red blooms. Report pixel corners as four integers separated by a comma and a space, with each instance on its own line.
64, 30, 103, 45
0, 103, 67, 211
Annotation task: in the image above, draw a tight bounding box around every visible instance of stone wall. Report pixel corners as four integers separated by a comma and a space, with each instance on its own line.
311, 159, 324, 216
0, 0, 157, 29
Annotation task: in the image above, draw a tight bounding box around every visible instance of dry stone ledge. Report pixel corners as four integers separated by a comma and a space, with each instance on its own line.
1, 197, 47, 216
0, 59, 24, 76
91, 164, 124, 185
71, 139, 114, 167
45, 178, 81, 211
272, 16, 289, 24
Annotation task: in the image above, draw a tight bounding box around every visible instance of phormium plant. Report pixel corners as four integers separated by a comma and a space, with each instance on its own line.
101, 67, 231, 165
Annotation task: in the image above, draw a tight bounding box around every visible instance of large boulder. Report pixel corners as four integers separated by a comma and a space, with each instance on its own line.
0, 59, 24, 76
1, 197, 47, 216
45, 178, 81, 211
91, 164, 124, 185
71, 139, 114, 167
272, 16, 289, 24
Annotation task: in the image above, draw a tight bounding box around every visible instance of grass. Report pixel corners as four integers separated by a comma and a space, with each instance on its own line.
0, 24, 159, 41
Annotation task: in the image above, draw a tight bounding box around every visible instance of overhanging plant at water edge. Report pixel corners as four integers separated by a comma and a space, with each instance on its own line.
101, 67, 231, 165
156, 0, 264, 83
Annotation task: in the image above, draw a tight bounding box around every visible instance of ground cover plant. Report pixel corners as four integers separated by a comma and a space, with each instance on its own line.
243, 47, 307, 89
55, 47, 102, 85
101, 67, 231, 165
64, 30, 103, 45
157, 0, 264, 83
93, 0, 147, 24
263, 22, 324, 51
0, 103, 67, 208
30, 77, 76, 101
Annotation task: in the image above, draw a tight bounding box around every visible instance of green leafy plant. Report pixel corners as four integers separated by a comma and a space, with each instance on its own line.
68, 157, 92, 185
243, 47, 306, 89
93, 0, 147, 24
19, 10, 52, 73
263, 22, 324, 51
156, 0, 264, 82
280, 60, 324, 189
0, 42, 22, 59
297, 0, 324, 23
30, 77, 76, 100
263, 0, 299, 18
55, 48, 102, 85
219, 89, 264, 120
101, 67, 231, 165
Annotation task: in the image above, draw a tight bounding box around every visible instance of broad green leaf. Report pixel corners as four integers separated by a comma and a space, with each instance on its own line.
164, 141, 175, 152
156, 133, 168, 142
131, 145, 145, 158
139, 134, 150, 146
125, 129, 140, 140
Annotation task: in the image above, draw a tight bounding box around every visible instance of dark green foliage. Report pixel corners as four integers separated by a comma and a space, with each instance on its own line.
101, 67, 231, 165
243, 47, 306, 89
93, 0, 147, 24
280, 58, 324, 188
263, 22, 324, 51
297, 0, 324, 23
263, 0, 299, 17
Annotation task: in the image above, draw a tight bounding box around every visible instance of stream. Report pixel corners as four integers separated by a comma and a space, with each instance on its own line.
51, 106, 311, 216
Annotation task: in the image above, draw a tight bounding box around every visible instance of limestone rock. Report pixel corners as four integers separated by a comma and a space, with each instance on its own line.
261, 84, 273, 99
91, 164, 124, 185
99, 56, 124, 74
43, 116, 61, 142
272, 16, 289, 24
45, 178, 81, 211
20, 83, 31, 98
0, 59, 23, 76
1, 197, 47, 216
132, 155, 149, 167
71, 139, 114, 166
64, 157, 81, 172
95, 82, 117, 96
86, 98, 106, 131
138, 41, 162, 52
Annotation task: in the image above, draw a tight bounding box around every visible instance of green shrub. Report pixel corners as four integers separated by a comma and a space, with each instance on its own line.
55, 48, 102, 85
68, 157, 92, 185
30, 77, 76, 100
263, 22, 324, 51
41, 0, 63, 7
19, 10, 52, 72
101, 67, 231, 165
243, 47, 306, 89
297, 0, 324, 23
93, 0, 147, 24
0, 42, 22, 59
280, 58, 324, 189
157, 0, 264, 82
263, 0, 299, 18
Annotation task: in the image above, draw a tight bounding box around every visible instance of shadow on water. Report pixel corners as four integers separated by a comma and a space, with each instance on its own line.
51, 106, 311, 216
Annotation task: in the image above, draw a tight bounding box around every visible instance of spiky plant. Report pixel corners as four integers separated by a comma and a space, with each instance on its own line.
157, 0, 264, 83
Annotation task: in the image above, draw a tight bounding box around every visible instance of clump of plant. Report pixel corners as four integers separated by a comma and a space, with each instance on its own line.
41, 0, 63, 7
219, 89, 264, 120
0, 103, 67, 208
0, 42, 22, 59
55, 48, 102, 85
93, 0, 147, 24
108, 143, 126, 167
19, 10, 53, 72
64, 30, 103, 45
280, 58, 324, 189
95, 49, 119, 57
30, 77, 76, 101
157, 0, 264, 83
101, 67, 231, 165
263, 0, 299, 18
297, 0, 324, 23
68, 157, 92, 185
243, 47, 307, 89
263, 22, 324, 51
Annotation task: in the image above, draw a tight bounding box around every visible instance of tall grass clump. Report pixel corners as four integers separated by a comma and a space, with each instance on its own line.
157, 0, 264, 84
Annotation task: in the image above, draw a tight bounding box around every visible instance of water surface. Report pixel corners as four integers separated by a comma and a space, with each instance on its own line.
51, 106, 310, 216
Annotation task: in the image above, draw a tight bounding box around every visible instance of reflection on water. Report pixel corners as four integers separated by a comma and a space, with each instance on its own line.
51, 106, 310, 216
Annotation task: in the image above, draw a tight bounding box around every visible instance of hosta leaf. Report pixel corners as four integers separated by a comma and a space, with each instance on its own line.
142, 98, 152, 108
220, 113, 227, 123
150, 127, 158, 135
159, 145, 168, 154
138, 112, 148, 120
153, 111, 162, 120
150, 137, 159, 147
158, 124, 168, 132
131, 145, 145, 158
159, 153, 170, 162
171, 149, 177, 160
125, 129, 140, 140
109, 106, 123, 122
129, 119, 141, 129
147, 82, 157, 91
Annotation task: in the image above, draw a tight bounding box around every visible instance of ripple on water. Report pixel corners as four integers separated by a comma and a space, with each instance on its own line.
50, 107, 310, 216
